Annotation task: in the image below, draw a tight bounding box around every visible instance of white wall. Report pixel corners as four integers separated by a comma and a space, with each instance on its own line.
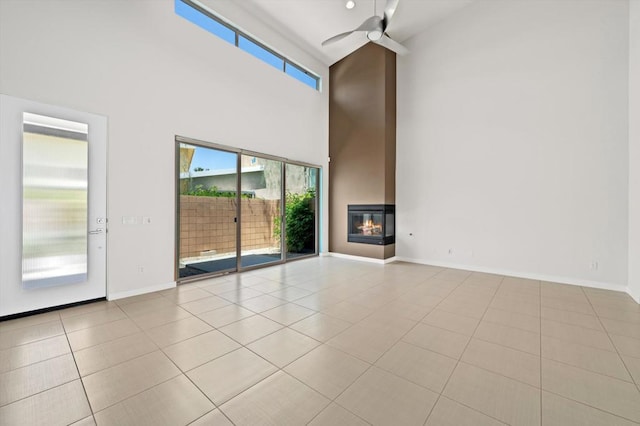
0, 0, 329, 301
397, 0, 630, 291
629, 0, 640, 302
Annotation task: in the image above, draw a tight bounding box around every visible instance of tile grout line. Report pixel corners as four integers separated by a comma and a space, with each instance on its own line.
210, 326, 324, 424
0, 379, 77, 409
111, 293, 226, 424
302, 269, 454, 426
144, 268, 377, 425
92, 309, 173, 395
0, 325, 66, 352
421, 273, 507, 426
188, 407, 237, 426
540, 280, 543, 426
537, 321, 626, 355
291, 270, 445, 419
89, 373, 184, 417
287, 268, 434, 323
482, 285, 640, 414
173, 287, 316, 424
538, 352, 637, 385
436, 358, 540, 394
580, 286, 640, 396
76, 301, 296, 423
299, 271, 437, 424
168, 291, 325, 424
541, 387, 640, 424
0, 354, 79, 409
60, 317, 99, 425
117, 292, 237, 425
425, 393, 511, 426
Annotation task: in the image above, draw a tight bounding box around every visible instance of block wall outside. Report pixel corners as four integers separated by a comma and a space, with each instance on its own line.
179, 195, 280, 258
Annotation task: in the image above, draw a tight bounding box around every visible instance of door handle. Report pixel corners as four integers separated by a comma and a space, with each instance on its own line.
88, 228, 104, 235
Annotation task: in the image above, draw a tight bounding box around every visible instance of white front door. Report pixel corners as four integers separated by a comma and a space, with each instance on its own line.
0, 95, 107, 317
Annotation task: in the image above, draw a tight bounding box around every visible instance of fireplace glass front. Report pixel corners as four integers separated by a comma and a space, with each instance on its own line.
348, 204, 395, 245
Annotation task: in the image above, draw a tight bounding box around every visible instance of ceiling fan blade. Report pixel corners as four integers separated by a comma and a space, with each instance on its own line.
383, 0, 400, 29
356, 15, 383, 32
321, 30, 355, 46
374, 34, 409, 56
322, 16, 381, 47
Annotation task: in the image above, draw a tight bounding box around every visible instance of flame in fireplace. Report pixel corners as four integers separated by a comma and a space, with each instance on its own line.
358, 219, 382, 236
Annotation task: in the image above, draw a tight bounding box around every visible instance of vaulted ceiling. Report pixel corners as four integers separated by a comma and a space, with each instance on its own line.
235, 0, 475, 65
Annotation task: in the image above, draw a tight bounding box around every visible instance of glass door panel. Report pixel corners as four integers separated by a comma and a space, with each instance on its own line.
284, 164, 318, 259
178, 143, 238, 278
240, 155, 282, 268
22, 113, 89, 289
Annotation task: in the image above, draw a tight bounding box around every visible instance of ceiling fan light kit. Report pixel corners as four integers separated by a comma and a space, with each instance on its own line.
367, 30, 383, 41
323, 0, 408, 55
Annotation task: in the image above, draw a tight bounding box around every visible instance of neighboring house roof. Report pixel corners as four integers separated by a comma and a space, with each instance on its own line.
179, 165, 264, 180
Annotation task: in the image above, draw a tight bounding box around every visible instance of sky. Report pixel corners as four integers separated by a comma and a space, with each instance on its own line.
190, 146, 237, 172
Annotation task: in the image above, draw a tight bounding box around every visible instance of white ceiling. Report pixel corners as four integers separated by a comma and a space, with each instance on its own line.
236, 0, 476, 66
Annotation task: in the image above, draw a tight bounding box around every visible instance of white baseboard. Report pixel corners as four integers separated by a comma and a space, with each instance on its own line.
395, 256, 630, 295
328, 252, 397, 264
108, 281, 176, 301
627, 286, 640, 303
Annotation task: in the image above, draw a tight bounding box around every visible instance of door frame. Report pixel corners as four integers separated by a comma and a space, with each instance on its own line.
0, 94, 108, 317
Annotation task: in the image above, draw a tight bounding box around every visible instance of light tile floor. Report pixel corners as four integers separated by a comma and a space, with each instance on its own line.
1, 257, 640, 425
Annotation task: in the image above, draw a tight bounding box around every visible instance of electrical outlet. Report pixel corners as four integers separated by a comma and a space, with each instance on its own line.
142, 216, 151, 225
448, 248, 453, 255
589, 261, 598, 270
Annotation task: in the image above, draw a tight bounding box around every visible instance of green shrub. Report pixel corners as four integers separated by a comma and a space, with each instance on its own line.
275, 190, 315, 253
184, 185, 251, 198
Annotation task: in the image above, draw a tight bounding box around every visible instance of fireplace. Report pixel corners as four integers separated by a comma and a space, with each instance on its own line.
348, 204, 395, 245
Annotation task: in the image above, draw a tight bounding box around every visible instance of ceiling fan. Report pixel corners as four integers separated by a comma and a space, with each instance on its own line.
321, 0, 409, 56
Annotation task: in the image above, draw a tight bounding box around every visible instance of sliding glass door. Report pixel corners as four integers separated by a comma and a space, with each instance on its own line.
176, 137, 320, 281
240, 154, 283, 268
177, 142, 238, 278
284, 164, 318, 259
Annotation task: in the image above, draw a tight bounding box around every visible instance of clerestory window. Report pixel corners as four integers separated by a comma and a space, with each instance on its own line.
175, 0, 321, 91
